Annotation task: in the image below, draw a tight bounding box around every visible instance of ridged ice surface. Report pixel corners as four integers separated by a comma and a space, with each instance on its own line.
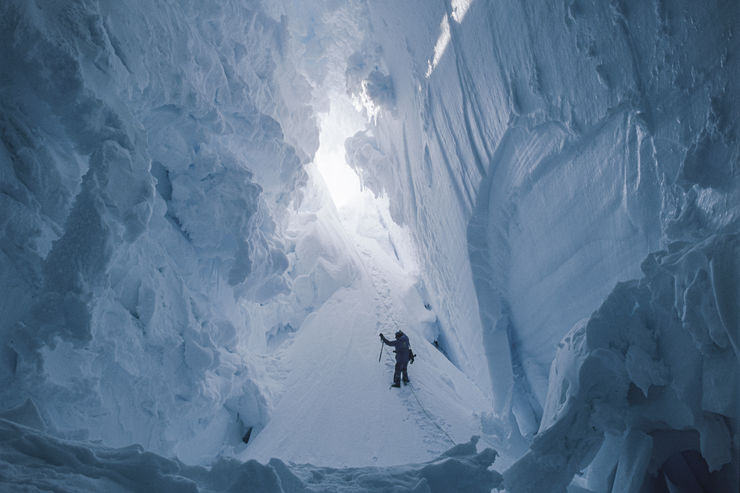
0, 0, 316, 462
350, 0, 739, 489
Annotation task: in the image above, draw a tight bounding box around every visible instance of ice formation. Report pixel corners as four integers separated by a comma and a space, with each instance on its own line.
1, 0, 737, 491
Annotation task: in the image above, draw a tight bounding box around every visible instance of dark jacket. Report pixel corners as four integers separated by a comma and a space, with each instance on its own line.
382, 334, 410, 363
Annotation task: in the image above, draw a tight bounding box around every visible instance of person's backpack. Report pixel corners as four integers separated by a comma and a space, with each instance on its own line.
398, 337, 409, 351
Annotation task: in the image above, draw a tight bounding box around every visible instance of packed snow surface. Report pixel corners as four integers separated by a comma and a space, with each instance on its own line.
1, 0, 738, 491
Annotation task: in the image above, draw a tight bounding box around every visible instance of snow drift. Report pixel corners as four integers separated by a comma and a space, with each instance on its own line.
0, 416, 502, 493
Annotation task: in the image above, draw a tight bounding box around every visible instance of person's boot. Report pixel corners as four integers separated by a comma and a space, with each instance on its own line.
391, 382, 401, 388
402, 379, 410, 384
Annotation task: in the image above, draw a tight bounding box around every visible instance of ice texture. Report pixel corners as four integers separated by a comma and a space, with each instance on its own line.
503, 233, 739, 491
1, 0, 738, 491
0, 0, 317, 463
352, 0, 738, 488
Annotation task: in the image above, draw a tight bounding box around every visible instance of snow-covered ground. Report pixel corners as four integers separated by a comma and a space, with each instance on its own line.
1, 0, 738, 491
241, 177, 496, 467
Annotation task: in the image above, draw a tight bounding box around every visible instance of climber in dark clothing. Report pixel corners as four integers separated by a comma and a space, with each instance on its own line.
380, 330, 414, 387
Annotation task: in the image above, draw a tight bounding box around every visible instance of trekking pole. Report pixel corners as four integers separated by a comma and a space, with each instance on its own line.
378, 339, 384, 362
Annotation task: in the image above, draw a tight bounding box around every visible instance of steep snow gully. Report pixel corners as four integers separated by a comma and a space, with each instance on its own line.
0, 0, 738, 492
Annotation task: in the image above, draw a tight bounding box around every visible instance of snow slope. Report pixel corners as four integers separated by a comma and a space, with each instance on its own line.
242, 185, 495, 467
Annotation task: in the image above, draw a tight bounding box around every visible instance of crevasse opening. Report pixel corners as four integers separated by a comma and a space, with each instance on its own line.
314, 93, 365, 209
1, 0, 738, 491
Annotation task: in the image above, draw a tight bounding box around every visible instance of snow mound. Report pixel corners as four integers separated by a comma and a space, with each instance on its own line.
0, 418, 502, 493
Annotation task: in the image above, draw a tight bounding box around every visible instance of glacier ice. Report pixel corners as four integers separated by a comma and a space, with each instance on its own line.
1, 0, 738, 491
353, 0, 738, 488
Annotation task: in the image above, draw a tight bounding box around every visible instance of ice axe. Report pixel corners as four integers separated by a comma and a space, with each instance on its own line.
378, 336, 384, 362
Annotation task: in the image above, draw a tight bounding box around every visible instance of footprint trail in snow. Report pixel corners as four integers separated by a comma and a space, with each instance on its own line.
241, 203, 493, 467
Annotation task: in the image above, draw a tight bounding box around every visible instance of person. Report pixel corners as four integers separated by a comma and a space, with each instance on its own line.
380, 330, 413, 387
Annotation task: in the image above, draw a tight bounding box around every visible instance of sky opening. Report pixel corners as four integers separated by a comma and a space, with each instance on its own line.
314, 94, 366, 209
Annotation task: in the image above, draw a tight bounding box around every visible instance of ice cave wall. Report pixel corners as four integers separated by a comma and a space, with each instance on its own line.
1, 0, 738, 487
0, 0, 335, 463
352, 0, 738, 431
348, 0, 739, 488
